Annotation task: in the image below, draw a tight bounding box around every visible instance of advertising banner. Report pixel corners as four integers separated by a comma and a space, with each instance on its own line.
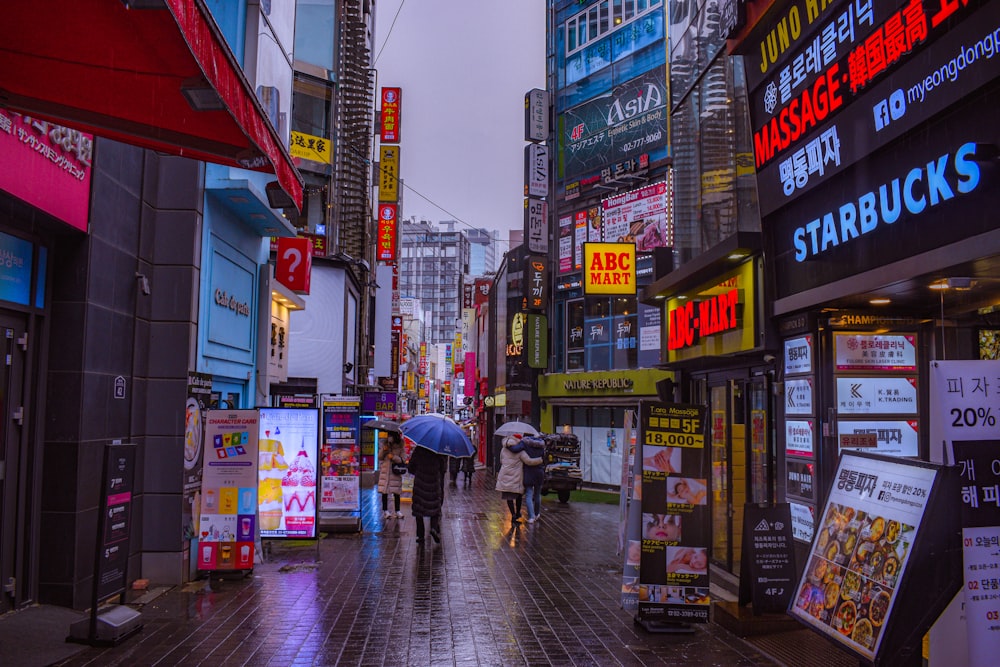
583, 242, 636, 296
377, 203, 398, 262
183, 372, 212, 576
524, 143, 548, 198
561, 68, 667, 180
95, 444, 136, 600
836, 377, 918, 415
379, 87, 401, 143
379, 145, 400, 202
524, 197, 548, 255
200, 410, 259, 570
929, 359, 1000, 464
319, 397, 361, 514
524, 88, 549, 142
953, 440, 1000, 666
636, 401, 710, 625
0, 109, 92, 232
834, 333, 917, 371
258, 408, 319, 538
601, 181, 671, 251
275, 236, 312, 294
790, 453, 937, 662
740, 503, 797, 613
290, 130, 331, 164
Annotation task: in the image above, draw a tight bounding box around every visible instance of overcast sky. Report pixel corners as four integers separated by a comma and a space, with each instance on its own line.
372, 0, 546, 246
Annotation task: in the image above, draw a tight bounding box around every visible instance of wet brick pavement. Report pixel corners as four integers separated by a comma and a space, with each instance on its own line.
52, 470, 785, 667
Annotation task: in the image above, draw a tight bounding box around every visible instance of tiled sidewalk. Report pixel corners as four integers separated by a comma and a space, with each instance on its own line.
48, 470, 780, 666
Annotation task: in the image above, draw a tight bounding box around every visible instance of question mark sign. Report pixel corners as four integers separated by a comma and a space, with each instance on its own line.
282, 247, 302, 279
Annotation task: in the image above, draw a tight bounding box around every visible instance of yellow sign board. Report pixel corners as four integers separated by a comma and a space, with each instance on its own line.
290, 131, 331, 164
379, 145, 399, 202
583, 243, 636, 295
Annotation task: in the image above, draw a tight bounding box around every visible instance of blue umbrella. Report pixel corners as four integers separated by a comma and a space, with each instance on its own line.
400, 413, 475, 458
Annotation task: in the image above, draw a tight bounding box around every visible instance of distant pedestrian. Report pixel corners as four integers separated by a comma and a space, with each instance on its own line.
407, 445, 447, 544
448, 454, 461, 487
495, 434, 542, 524
377, 432, 406, 519
461, 447, 477, 487
520, 436, 546, 523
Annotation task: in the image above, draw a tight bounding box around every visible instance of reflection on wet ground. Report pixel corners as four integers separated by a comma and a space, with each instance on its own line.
56, 471, 776, 666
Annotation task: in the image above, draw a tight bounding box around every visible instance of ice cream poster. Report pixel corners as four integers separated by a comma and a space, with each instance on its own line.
258, 408, 320, 538
198, 409, 259, 571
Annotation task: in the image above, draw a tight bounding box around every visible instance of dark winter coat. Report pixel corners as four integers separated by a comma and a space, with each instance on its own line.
520, 437, 546, 487
407, 445, 447, 517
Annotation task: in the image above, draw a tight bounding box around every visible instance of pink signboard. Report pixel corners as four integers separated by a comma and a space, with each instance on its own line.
0, 110, 91, 232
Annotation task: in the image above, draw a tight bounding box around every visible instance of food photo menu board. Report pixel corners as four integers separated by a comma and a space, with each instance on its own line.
636, 400, 710, 626
258, 408, 319, 539
198, 410, 259, 571
790, 452, 938, 661
320, 396, 361, 513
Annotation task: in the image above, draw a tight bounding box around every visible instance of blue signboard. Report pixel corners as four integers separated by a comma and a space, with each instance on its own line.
0, 231, 33, 306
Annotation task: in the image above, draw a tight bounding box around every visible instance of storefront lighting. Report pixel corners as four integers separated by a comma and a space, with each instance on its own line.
929, 280, 950, 290
869, 298, 891, 305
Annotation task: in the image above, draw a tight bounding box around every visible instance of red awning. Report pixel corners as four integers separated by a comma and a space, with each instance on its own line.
0, 0, 303, 210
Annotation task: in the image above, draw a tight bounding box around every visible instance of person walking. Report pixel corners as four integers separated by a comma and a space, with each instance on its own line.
520, 435, 546, 523
377, 432, 406, 519
495, 434, 542, 524
448, 454, 461, 487
407, 444, 447, 544
460, 447, 477, 487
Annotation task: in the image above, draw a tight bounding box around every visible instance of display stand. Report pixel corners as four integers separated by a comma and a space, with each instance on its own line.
67, 444, 142, 647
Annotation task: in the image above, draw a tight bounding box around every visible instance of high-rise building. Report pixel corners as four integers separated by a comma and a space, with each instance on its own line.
465, 227, 498, 277
399, 220, 470, 344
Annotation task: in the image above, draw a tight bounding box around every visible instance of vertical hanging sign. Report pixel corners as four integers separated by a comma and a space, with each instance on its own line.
377, 203, 398, 261
379, 87, 401, 143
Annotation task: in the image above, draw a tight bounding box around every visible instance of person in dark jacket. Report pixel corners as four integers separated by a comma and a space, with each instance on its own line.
520, 436, 546, 523
448, 454, 461, 486
406, 445, 447, 544
460, 448, 477, 487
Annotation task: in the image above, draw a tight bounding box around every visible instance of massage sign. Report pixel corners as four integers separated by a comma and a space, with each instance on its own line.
745, 0, 993, 217
635, 401, 711, 626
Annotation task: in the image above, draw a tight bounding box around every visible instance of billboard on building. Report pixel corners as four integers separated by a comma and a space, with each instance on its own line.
601, 181, 673, 251
379, 145, 400, 202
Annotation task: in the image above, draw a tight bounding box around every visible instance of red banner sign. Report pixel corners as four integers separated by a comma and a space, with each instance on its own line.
275, 237, 312, 294
380, 87, 401, 143
377, 203, 398, 261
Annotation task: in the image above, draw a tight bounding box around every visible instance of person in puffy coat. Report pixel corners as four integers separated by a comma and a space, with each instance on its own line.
520, 436, 546, 523
377, 432, 405, 519
407, 444, 447, 544
495, 435, 542, 524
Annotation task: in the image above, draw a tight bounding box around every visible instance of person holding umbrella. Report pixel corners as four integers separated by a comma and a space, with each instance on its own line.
399, 413, 476, 544
406, 444, 447, 544
495, 434, 543, 524
376, 431, 406, 519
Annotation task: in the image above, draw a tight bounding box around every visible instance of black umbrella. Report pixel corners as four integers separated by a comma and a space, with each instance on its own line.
363, 418, 401, 433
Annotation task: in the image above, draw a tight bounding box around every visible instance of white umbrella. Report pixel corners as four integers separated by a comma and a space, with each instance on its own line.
494, 421, 539, 437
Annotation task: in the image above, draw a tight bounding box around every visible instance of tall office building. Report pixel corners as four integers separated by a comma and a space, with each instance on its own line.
465, 227, 498, 277
398, 219, 470, 344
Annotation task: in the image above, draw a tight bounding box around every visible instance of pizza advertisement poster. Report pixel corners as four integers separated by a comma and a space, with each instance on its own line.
636, 400, 710, 624
789, 452, 937, 661
198, 410, 260, 571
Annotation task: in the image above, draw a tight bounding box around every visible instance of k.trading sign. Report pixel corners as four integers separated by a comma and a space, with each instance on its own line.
583, 243, 636, 295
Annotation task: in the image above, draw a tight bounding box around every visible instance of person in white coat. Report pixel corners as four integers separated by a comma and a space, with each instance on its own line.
495, 434, 542, 524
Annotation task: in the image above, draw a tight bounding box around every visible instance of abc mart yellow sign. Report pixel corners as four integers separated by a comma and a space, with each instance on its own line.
583, 242, 636, 295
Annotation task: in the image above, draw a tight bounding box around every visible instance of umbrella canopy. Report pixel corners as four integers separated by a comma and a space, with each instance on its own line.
400, 413, 475, 458
363, 418, 401, 433
494, 421, 540, 437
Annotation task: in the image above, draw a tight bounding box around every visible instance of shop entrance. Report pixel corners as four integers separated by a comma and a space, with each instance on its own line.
705, 374, 773, 575
0, 313, 29, 613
